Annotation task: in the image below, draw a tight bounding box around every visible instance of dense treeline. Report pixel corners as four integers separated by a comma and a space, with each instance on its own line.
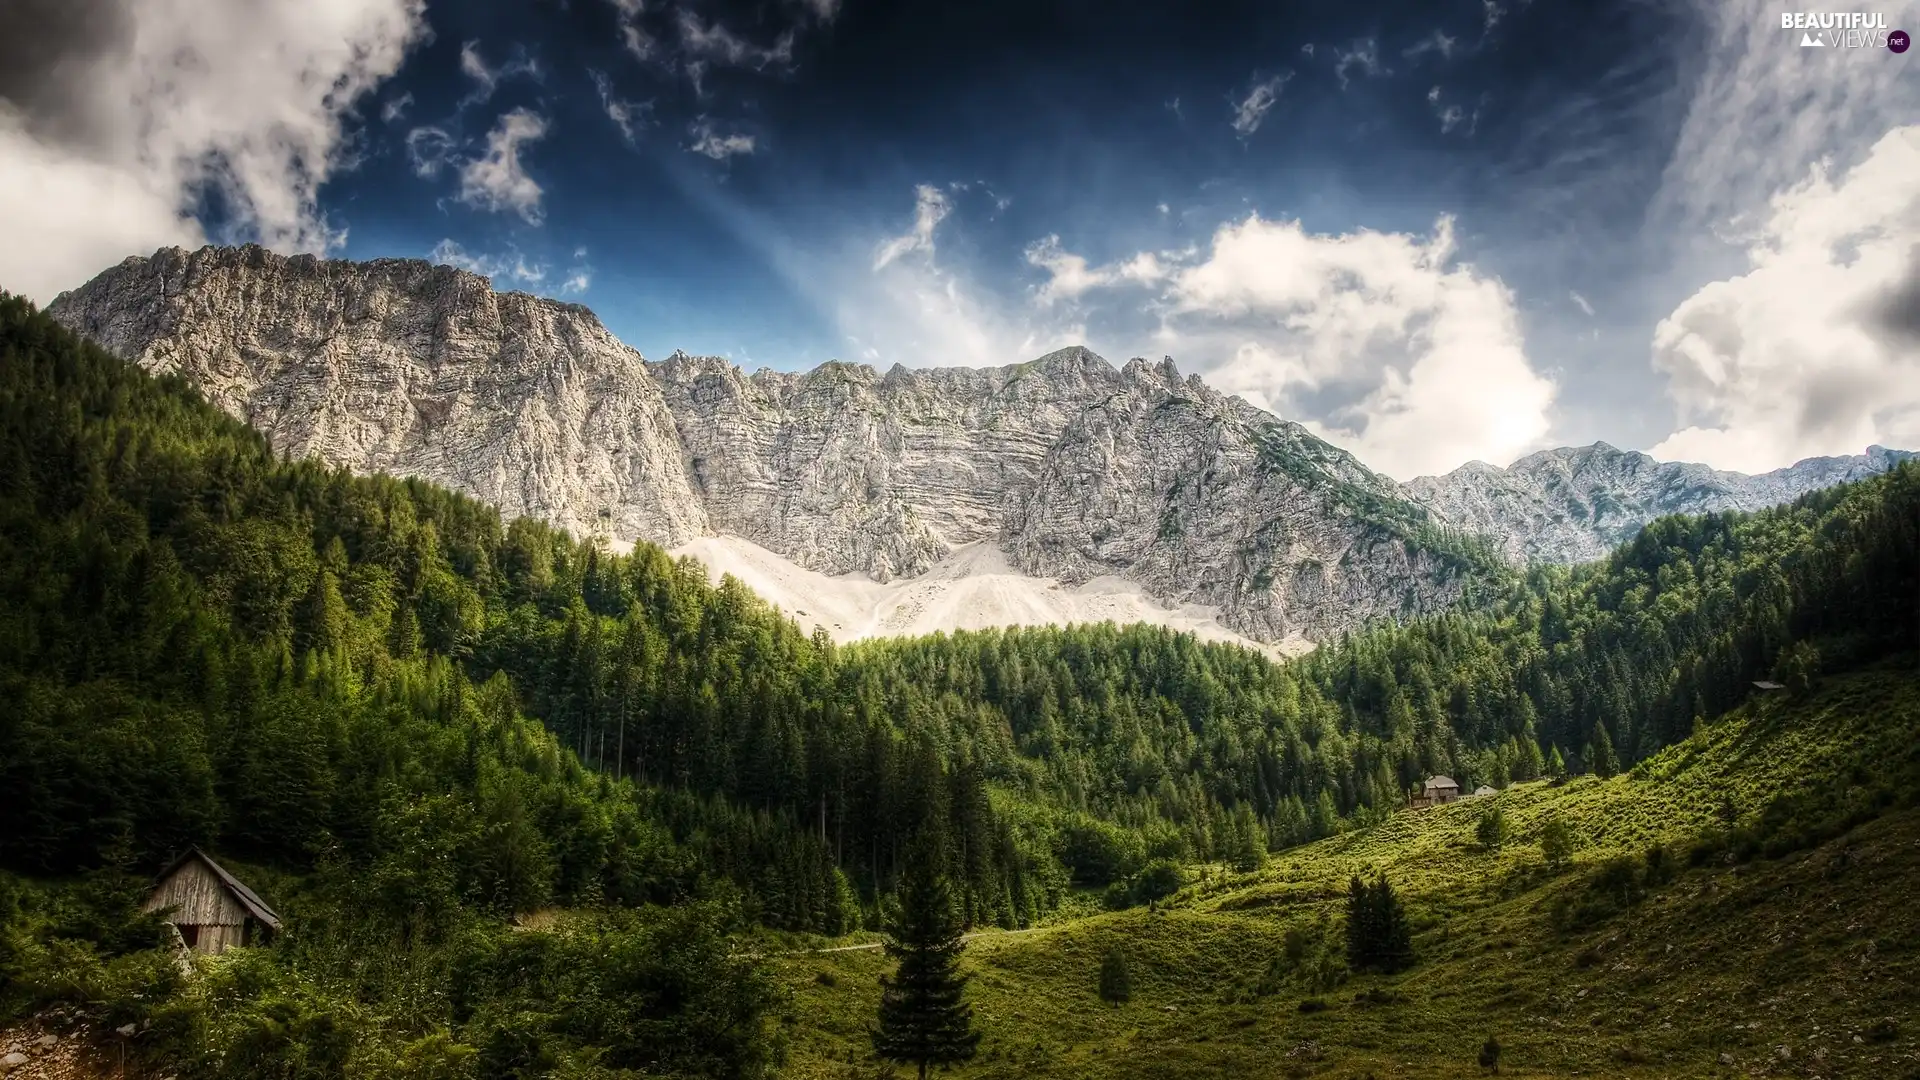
5, 292, 1918, 937
3, 291, 1917, 1078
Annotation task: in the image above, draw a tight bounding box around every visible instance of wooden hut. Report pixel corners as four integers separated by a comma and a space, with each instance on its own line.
143, 848, 281, 955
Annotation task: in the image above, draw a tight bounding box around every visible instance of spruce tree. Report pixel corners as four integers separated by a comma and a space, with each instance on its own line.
1371, 876, 1415, 973
1589, 723, 1620, 779
1098, 945, 1132, 1003
1476, 804, 1508, 851
874, 847, 981, 1079
1344, 874, 1415, 973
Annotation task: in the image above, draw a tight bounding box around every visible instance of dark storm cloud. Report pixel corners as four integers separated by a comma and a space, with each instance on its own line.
1866, 244, 1920, 346
0, 0, 134, 142
1796, 366, 1888, 442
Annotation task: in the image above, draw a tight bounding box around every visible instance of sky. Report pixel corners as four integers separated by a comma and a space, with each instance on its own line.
0, 0, 1916, 480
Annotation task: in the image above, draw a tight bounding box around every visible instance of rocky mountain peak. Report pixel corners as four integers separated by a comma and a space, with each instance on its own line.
44, 244, 1911, 645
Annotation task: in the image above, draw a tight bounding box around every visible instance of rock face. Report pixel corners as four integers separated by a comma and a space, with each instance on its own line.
1406, 442, 1916, 564
46, 245, 1909, 643
50, 245, 707, 547
49, 245, 1494, 643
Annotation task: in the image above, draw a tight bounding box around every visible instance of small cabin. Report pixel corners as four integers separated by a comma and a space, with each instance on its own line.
143, 848, 281, 955
1473, 785, 1498, 798
1409, 775, 1462, 809
1752, 680, 1785, 692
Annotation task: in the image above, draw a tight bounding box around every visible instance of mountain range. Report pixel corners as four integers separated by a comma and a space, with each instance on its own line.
45, 244, 1912, 647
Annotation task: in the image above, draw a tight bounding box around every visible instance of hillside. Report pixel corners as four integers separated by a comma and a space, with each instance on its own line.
2, 292, 1917, 1080
774, 663, 1920, 1078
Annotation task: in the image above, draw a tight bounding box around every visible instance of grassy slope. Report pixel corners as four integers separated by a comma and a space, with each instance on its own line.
773, 663, 1920, 1079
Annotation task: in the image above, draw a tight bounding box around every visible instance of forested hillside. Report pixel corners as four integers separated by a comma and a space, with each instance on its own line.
1, 293, 1916, 1077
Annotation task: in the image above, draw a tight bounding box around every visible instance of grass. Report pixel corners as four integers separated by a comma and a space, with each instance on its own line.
770, 662, 1920, 1079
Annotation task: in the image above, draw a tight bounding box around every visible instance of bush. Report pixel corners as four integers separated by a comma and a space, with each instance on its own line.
1131, 859, 1187, 906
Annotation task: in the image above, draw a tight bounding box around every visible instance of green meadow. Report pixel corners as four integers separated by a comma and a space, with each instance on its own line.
771, 663, 1920, 1079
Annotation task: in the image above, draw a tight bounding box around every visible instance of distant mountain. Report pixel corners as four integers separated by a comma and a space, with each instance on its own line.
1406, 442, 1915, 564
47, 245, 1494, 645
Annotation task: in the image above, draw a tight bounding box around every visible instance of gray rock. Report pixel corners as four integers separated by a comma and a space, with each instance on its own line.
47, 245, 1910, 643
48, 246, 1487, 642
1405, 441, 1913, 565
0, 1051, 28, 1072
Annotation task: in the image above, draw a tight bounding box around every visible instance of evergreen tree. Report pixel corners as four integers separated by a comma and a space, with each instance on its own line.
1475, 804, 1508, 851
1589, 723, 1620, 779
1773, 640, 1822, 700
873, 847, 981, 1079
1546, 745, 1567, 781
1344, 874, 1415, 973
1540, 816, 1575, 870
1480, 1035, 1502, 1073
1098, 945, 1132, 1004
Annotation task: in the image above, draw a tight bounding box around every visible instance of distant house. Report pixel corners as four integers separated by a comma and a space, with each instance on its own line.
1473, 785, 1498, 797
1409, 775, 1462, 809
143, 848, 281, 955
1752, 680, 1786, 692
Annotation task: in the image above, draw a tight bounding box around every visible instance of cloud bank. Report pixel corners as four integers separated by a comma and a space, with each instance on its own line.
1649, 126, 1920, 472
0, 0, 427, 303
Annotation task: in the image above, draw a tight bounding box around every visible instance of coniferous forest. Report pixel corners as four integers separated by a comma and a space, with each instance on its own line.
2, 293, 1917, 1076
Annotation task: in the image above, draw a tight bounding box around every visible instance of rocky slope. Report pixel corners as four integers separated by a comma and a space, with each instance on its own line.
47, 245, 1906, 644
47, 245, 1492, 644
1406, 442, 1915, 564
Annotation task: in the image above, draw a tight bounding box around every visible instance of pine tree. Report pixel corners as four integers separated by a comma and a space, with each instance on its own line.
1589, 723, 1620, 779
1476, 804, 1508, 851
1540, 816, 1575, 870
1546, 744, 1567, 781
874, 847, 981, 1079
1098, 945, 1132, 1004
1480, 1035, 1502, 1073
1344, 874, 1415, 973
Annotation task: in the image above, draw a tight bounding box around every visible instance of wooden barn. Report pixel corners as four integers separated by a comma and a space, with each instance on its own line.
143, 848, 281, 955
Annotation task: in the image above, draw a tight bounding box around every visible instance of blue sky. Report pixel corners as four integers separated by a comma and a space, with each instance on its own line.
2, 0, 1916, 478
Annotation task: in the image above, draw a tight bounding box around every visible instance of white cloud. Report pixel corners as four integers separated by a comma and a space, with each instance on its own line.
686, 116, 756, 160
405, 125, 455, 177
430, 238, 547, 285
1404, 29, 1458, 61
1107, 214, 1556, 479
1333, 38, 1388, 90
1655, 0, 1916, 237
590, 69, 653, 143
1231, 73, 1292, 137
1438, 105, 1465, 135
458, 41, 540, 107
0, 0, 426, 304
873, 184, 951, 269
801, 0, 840, 18
1569, 290, 1595, 317
1024, 236, 1172, 306
457, 108, 549, 223
1647, 125, 1920, 473
381, 92, 414, 124
677, 11, 793, 68
1482, 0, 1504, 36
